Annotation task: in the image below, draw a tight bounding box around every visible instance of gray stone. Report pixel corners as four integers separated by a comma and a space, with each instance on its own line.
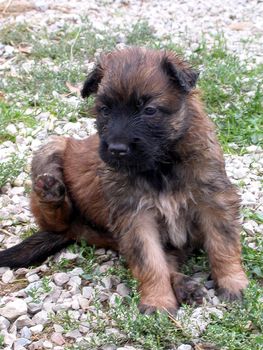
109, 293, 120, 306
27, 274, 40, 283
21, 326, 32, 339
207, 289, 215, 298
2, 269, 15, 283
243, 221, 255, 235
0, 315, 10, 330
27, 302, 43, 314
70, 267, 84, 276
116, 283, 130, 297
65, 329, 82, 339
68, 276, 81, 287
1, 329, 16, 346
28, 339, 44, 350
51, 332, 66, 346
95, 248, 106, 255
53, 324, 64, 333
30, 324, 44, 334
82, 286, 93, 299
71, 298, 80, 310
101, 276, 112, 289
212, 296, 220, 306
6, 124, 17, 136
0, 298, 27, 320
78, 295, 90, 310
177, 345, 192, 350
42, 340, 53, 348
32, 311, 49, 325
14, 338, 31, 347
101, 346, 117, 350
204, 280, 214, 289
53, 272, 69, 286
43, 301, 54, 313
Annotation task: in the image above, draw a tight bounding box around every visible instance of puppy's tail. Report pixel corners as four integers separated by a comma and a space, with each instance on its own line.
0, 231, 74, 268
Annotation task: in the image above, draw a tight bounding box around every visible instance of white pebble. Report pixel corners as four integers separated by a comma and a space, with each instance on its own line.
0, 299, 28, 320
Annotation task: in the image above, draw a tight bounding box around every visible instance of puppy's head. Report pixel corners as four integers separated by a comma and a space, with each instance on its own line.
82, 47, 198, 173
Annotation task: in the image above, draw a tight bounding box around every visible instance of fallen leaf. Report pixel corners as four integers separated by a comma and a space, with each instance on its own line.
229, 22, 252, 31
0, 91, 5, 101
65, 81, 81, 96
18, 44, 32, 54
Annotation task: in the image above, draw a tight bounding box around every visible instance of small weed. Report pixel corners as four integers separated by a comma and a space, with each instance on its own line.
0, 101, 36, 143
242, 208, 263, 225
42, 276, 52, 293
27, 286, 40, 303
181, 250, 209, 275
27, 276, 53, 303
0, 155, 25, 188
52, 242, 97, 276
0, 334, 4, 348
126, 21, 156, 46
242, 234, 263, 280
106, 259, 138, 291
20, 227, 37, 240
0, 23, 34, 45
70, 241, 97, 278
50, 310, 80, 332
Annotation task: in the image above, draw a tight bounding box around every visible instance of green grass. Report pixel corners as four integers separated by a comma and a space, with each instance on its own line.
0, 154, 25, 188
0, 101, 36, 142
50, 310, 80, 332
186, 35, 263, 151
0, 334, 4, 348
203, 283, 263, 350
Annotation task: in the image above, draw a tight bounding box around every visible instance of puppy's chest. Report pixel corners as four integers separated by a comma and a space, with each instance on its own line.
153, 193, 188, 248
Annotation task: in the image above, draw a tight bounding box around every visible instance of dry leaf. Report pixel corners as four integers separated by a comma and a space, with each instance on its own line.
229, 22, 252, 31
0, 90, 5, 101
65, 81, 81, 96
18, 44, 32, 54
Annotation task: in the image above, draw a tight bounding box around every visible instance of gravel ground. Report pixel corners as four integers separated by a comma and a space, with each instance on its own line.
0, 0, 263, 62
0, 1, 262, 350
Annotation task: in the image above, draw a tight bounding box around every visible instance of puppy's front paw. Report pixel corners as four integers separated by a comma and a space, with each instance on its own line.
216, 272, 248, 302
33, 174, 65, 204
172, 274, 207, 306
217, 287, 243, 302
138, 303, 177, 316
139, 294, 178, 315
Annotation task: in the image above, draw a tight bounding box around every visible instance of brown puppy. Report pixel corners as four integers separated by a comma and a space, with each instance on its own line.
0, 47, 248, 313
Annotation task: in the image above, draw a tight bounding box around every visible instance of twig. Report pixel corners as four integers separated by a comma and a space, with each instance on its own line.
164, 308, 184, 330
0, 228, 16, 237
70, 27, 81, 62
2, 0, 13, 14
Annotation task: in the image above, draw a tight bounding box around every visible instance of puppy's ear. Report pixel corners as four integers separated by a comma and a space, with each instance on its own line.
81, 64, 103, 98
161, 53, 199, 93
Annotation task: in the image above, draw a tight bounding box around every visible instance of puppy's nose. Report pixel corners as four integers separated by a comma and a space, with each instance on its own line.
108, 143, 129, 156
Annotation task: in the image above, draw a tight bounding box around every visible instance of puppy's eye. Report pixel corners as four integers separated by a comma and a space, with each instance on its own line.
100, 106, 111, 116
144, 107, 157, 116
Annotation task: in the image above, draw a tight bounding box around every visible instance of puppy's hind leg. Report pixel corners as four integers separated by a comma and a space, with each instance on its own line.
30, 136, 72, 231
